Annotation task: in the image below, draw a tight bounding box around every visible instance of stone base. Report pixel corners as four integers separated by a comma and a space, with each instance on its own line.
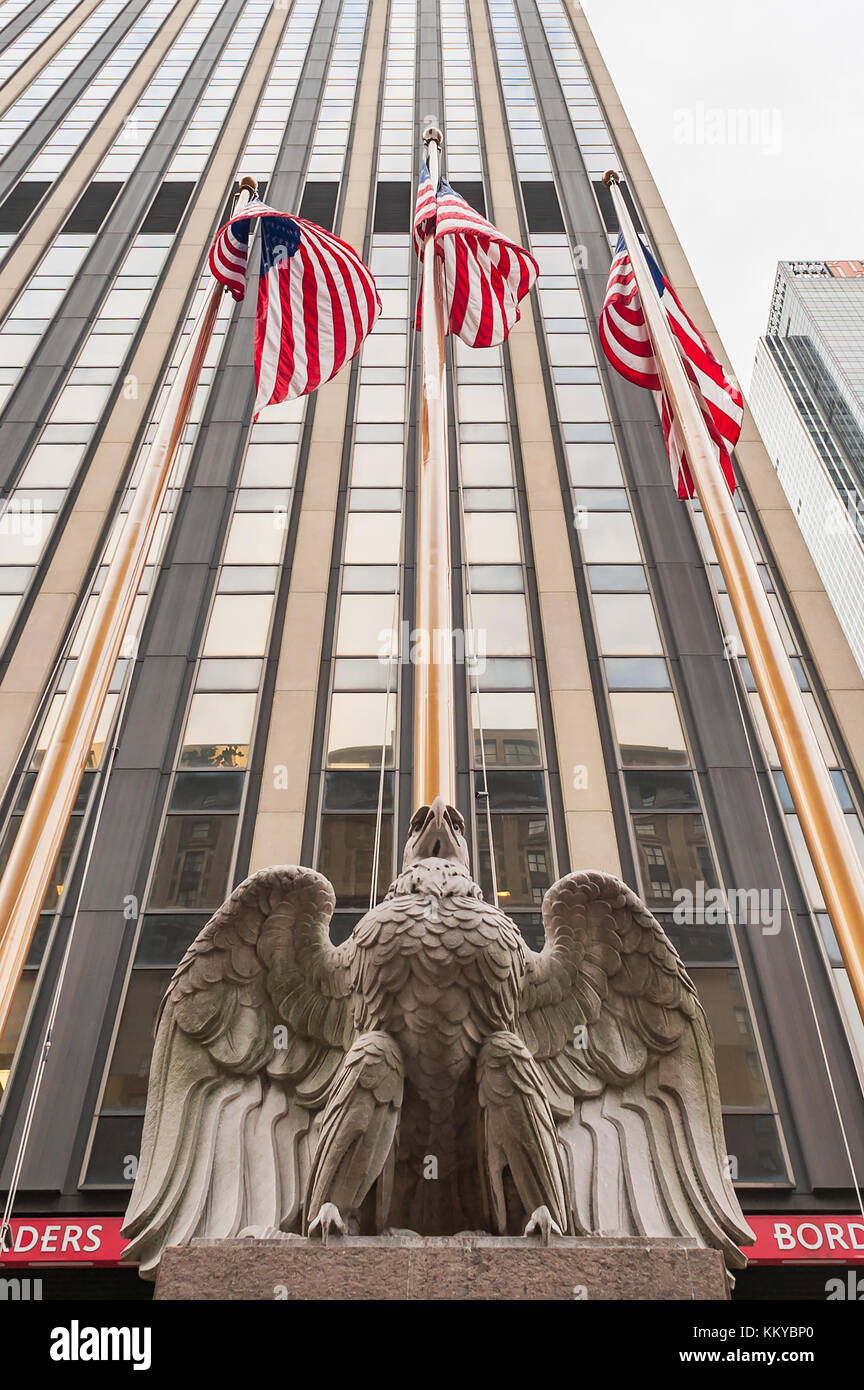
153, 1235, 730, 1300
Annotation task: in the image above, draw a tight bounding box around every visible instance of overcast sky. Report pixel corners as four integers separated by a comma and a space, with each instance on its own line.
580, 0, 864, 388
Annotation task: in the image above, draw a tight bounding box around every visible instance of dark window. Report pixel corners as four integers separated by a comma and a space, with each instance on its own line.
373, 181, 411, 233
61, 181, 122, 233
317, 814, 393, 906
133, 915, 210, 966
450, 182, 486, 216
86, 1115, 145, 1187
140, 182, 195, 234
520, 181, 564, 233
322, 769, 394, 812
101, 971, 173, 1111
0, 181, 51, 233
720, 1113, 787, 1183
149, 814, 238, 910
299, 181, 339, 230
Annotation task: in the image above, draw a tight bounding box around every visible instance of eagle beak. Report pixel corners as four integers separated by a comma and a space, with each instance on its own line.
413, 796, 460, 860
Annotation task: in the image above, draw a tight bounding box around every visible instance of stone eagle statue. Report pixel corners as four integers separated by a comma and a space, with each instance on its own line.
122, 798, 753, 1277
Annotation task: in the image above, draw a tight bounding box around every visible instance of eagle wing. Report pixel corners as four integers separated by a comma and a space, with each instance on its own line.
518, 870, 753, 1269
121, 866, 355, 1277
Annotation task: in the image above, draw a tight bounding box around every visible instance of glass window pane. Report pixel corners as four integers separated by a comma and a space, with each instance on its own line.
344, 512, 402, 564
355, 384, 405, 421
588, 565, 648, 592
458, 383, 507, 421
632, 812, 718, 908
605, 657, 671, 690
169, 771, 244, 812
566, 442, 623, 486
580, 512, 641, 563
689, 968, 771, 1109
478, 769, 547, 808
322, 770, 394, 812
469, 564, 523, 592
625, 770, 699, 811
195, 658, 262, 691
610, 692, 688, 766
476, 657, 535, 689
476, 813, 552, 907
327, 692, 395, 768
593, 594, 663, 655
337, 593, 397, 656
149, 815, 238, 910
351, 442, 403, 487
223, 513, 284, 565
555, 383, 607, 420
134, 915, 210, 967
180, 692, 256, 768
341, 564, 399, 592
202, 595, 274, 657
472, 691, 540, 765
332, 658, 391, 691
463, 513, 520, 564
241, 442, 298, 488
86, 1115, 144, 1186
721, 1113, 787, 1183
317, 814, 392, 907
470, 594, 530, 655
102, 971, 174, 1109
459, 443, 512, 487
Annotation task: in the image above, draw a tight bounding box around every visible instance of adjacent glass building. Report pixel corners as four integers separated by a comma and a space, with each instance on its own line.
0, 0, 863, 1298
751, 260, 864, 677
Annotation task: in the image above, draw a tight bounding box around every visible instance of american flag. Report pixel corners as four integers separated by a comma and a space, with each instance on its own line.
599, 232, 743, 498
413, 162, 538, 348
209, 196, 380, 412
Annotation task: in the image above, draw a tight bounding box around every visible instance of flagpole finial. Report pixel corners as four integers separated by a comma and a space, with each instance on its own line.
238, 175, 258, 195
422, 124, 443, 147
602, 170, 620, 188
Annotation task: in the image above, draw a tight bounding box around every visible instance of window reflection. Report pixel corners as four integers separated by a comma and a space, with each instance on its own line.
476, 814, 552, 907
689, 968, 771, 1109
610, 692, 688, 767
102, 971, 173, 1110
632, 812, 717, 907
317, 814, 393, 907
149, 815, 238, 910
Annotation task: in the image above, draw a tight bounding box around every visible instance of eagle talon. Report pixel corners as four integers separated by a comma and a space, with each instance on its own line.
308, 1202, 347, 1246
523, 1206, 563, 1245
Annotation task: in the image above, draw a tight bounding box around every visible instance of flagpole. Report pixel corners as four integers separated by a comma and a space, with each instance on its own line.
414, 126, 456, 808
0, 176, 260, 1040
603, 170, 864, 1022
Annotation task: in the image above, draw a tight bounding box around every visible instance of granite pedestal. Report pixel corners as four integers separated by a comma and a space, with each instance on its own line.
152, 1235, 731, 1300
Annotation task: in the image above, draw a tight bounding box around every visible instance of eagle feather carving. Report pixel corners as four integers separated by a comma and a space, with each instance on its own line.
122, 799, 753, 1276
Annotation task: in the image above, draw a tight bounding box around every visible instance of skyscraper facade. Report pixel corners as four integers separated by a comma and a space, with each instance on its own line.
0, 0, 863, 1297
751, 259, 864, 677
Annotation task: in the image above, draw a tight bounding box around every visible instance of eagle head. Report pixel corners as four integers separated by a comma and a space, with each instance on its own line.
402, 797, 470, 870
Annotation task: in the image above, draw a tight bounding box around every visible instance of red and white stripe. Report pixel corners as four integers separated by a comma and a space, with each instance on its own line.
599, 236, 743, 498
413, 166, 538, 348
209, 199, 380, 411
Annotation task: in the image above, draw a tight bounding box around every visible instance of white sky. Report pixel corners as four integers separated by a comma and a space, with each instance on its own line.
580, 0, 864, 388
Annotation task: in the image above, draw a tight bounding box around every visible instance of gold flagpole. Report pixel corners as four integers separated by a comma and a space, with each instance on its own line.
603, 170, 864, 1022
414, 126, 456, 807
0, 176, 260, 1038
